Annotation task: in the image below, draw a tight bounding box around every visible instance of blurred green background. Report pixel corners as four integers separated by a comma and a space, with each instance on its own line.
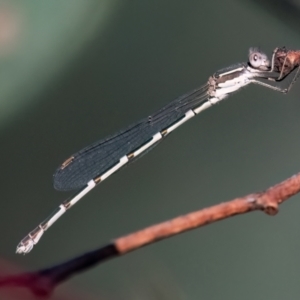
1, 0, 300, 299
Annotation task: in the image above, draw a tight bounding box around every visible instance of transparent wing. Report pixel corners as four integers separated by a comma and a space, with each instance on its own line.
53, 83, 209, 191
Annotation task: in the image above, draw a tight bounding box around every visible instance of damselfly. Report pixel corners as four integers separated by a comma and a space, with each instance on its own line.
16, 47, 300, 254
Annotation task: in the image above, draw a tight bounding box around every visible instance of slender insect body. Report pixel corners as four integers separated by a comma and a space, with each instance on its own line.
17, 47, 298, 254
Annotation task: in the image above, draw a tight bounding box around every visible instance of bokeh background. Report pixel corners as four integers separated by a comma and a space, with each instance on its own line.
1, 0, 300, 299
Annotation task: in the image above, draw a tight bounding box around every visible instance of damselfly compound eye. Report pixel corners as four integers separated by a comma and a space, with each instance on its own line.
248, 47, 270, 70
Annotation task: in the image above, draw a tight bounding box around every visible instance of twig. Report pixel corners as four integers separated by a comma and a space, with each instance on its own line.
1, 172, 300, 297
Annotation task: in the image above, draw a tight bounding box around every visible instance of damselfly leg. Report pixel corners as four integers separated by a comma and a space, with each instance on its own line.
250, 48, 300, 93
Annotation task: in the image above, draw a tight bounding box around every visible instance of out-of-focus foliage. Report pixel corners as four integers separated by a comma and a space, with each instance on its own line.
0, 0, 118, 127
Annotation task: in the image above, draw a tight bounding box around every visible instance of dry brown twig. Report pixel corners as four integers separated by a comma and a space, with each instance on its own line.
1, 172, 300, 297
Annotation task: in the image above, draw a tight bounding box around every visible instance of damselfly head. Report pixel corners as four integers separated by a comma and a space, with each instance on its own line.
248, 47, 270, 70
